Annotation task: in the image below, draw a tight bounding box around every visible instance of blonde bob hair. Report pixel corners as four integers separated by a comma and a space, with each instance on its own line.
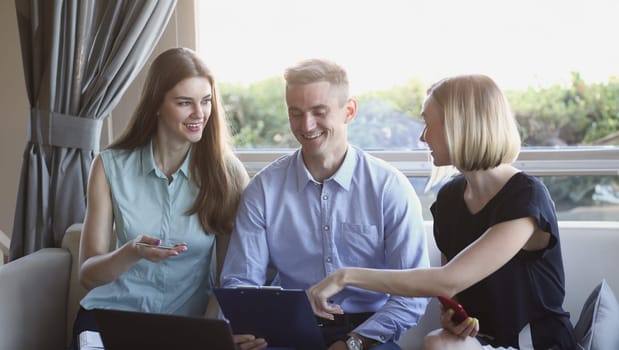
428, 74, 521, 171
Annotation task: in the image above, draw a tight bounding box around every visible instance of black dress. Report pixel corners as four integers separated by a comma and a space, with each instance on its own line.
431, 172, 576, 349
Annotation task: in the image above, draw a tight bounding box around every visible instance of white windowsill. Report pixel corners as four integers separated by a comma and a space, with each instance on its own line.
235, 147, 619, 177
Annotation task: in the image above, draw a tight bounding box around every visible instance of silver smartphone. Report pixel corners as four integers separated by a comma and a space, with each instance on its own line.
135, 242, 177, 250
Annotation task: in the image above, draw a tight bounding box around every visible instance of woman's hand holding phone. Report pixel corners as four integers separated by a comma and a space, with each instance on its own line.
437, 296, 479, 338
438, 296, 469, 322
135, 242, 178, 250
133, 235, 188, 262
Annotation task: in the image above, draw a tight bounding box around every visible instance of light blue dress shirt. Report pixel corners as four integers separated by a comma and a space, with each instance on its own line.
221, 145, 430, 342
81, 142, 216, 317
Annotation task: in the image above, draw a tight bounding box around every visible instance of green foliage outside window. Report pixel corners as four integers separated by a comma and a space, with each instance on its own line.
507, 72, 619, 146
220, 73, 618, 216
222, 72, 619, 149
221, 77, 289, 148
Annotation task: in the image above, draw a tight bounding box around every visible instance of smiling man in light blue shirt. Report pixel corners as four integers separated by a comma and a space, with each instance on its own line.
221, 58, 429, 349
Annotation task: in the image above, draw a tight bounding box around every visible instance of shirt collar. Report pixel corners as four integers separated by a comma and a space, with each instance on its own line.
141, 140, 191, 180
294, 144, 357, 192
141, 141, 158, 176
177, 149, 191, 179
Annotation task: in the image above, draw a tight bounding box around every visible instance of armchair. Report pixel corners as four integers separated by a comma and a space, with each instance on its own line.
0, 224, 86, 350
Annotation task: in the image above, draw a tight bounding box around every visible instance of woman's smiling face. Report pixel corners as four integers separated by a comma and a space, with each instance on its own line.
157, 76, 213, 145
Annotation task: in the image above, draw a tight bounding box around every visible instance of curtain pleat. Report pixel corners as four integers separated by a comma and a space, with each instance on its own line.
10, 0, 177, 261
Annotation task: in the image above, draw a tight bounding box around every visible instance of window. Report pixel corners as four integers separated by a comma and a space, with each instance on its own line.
196, 0, 619, 222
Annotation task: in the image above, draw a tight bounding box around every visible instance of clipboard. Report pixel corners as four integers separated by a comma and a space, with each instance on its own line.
214, 287, 326, 350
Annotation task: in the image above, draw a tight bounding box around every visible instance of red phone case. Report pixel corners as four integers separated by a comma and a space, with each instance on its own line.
437, 296, 469, 323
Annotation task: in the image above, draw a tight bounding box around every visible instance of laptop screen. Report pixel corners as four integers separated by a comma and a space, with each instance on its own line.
94, 308, 236, 350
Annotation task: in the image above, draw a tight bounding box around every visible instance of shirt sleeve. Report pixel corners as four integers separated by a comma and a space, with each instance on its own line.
494, 176, 560, 246
220, 177, 271, 287
354, 172, 431, 342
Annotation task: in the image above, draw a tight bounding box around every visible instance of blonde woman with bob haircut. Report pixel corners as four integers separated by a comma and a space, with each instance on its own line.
309, 74, 576, 349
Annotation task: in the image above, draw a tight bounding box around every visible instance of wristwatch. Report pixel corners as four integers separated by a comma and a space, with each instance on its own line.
346, 335, 364, 350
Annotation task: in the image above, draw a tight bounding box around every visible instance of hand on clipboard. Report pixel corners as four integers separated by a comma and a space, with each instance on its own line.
214, 287, 327, 349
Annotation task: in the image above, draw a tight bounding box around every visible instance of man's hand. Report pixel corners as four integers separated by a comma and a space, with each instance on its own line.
233, 334, 267, 350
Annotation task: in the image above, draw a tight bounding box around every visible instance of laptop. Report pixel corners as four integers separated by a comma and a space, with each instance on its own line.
214, 287, 326, 350
94, 308, 236, 350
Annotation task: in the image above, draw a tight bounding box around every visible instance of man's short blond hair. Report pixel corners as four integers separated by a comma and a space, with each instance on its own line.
284, 58, 349, 106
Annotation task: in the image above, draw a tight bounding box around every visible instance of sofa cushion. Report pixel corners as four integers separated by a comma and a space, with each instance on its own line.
573, 279, 619, 350
0, 248, 71, 350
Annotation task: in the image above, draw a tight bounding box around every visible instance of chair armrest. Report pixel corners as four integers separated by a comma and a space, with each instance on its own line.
0, 248, 71, 350
63, 223, 89, 347
60, 223, 116, 347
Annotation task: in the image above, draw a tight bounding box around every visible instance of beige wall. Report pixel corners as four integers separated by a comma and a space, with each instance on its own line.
0, 1, 195, 242
0, 1, 28, 241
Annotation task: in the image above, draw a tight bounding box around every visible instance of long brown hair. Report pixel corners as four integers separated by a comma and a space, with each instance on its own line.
108, 47, 248, 235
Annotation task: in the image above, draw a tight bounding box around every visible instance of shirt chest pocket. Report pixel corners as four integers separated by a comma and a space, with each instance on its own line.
338, 223, 382, 265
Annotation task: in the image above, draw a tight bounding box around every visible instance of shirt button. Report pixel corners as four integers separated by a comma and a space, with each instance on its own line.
379, 335, 385, 341
323, 225, 329, 231
326, 257, 332, 263
322, 195, 328, 200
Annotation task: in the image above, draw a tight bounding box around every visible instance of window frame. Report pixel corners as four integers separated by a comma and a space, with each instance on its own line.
236, 147, 619, 177
188, 0, 619, 222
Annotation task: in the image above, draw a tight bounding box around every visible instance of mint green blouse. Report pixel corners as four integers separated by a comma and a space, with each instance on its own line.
81, 142, 215, 316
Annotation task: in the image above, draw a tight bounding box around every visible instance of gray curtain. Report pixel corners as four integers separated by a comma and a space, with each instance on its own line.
9, 0, 177, 261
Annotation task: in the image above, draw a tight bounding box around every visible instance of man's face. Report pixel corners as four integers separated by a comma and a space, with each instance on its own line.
286, 81, 354, 160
